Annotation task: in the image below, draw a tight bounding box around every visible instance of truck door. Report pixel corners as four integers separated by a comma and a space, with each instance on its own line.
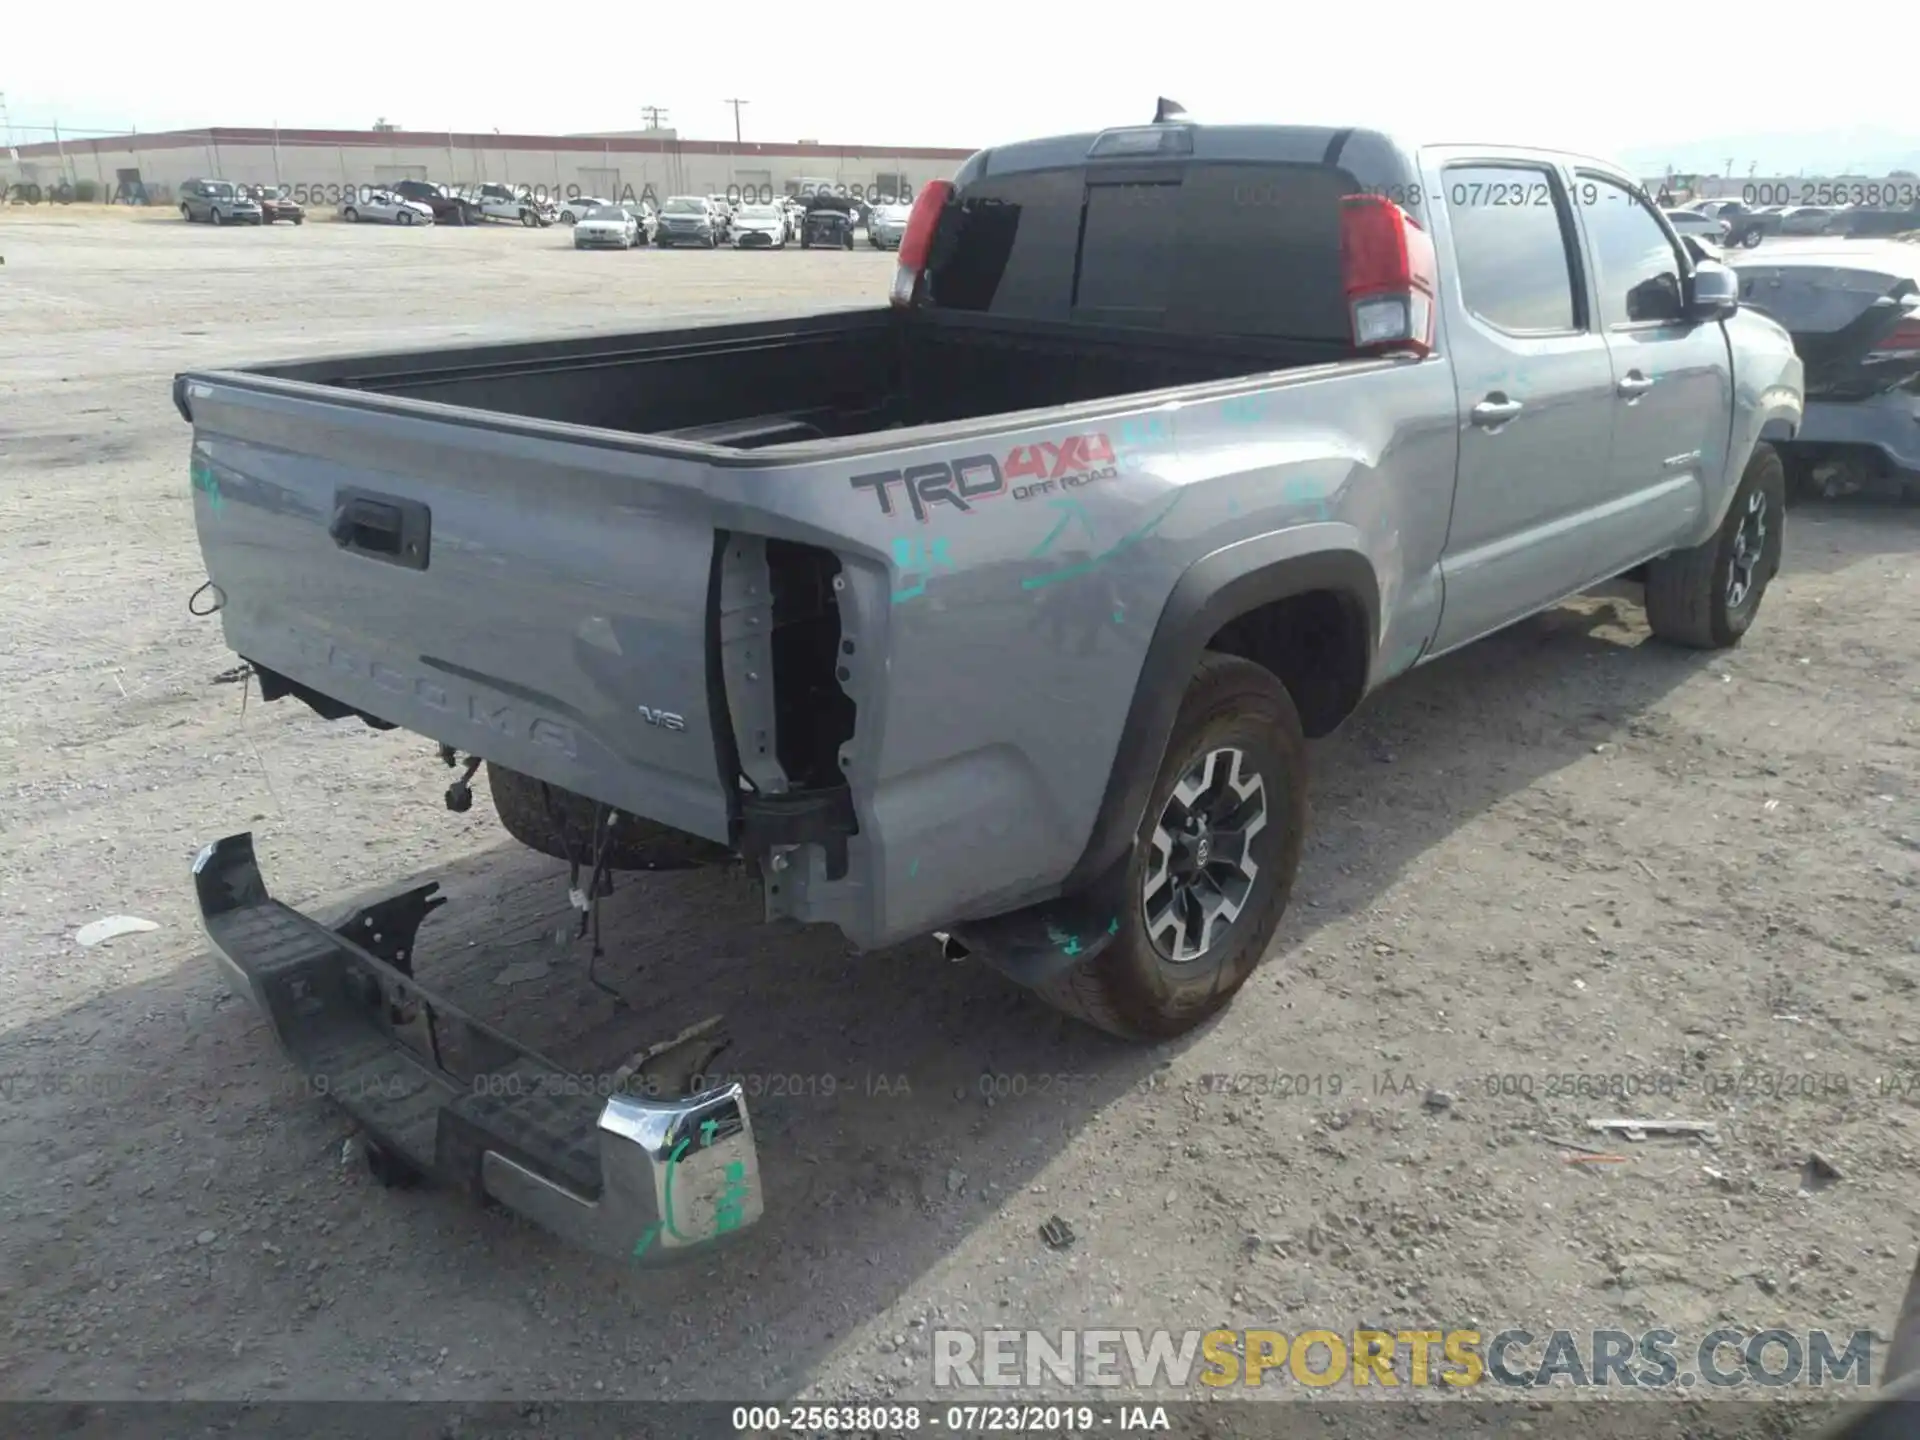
1425, 154, 1618, 654
1571, 171, 1733, 574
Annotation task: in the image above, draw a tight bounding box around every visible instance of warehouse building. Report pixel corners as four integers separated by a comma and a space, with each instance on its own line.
1, 125, 975, 207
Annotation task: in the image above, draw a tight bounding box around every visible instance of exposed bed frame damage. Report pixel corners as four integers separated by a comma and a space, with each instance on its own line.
715, 532, 864, 919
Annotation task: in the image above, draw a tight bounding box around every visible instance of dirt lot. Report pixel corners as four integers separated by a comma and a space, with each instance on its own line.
2, 210, 1918, 1417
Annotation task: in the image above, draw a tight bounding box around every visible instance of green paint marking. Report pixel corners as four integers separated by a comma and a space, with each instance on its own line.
190, 458, 225, 514
908, 858, 920, 878
1023, 490, 1186, 592
891, 535, 954, 604
661, 1135, 691, 1241
1028, 497, 1096, 559
630, 1223, 661, 1261
1108, 916, 1121, 936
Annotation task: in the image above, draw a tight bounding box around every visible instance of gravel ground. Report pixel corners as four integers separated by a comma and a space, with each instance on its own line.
1, 210, 1917, 1421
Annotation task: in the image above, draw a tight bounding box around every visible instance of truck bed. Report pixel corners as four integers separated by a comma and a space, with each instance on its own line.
234, 308, 1343, 452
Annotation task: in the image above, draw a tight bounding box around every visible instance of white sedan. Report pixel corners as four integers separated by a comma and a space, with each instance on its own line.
572, 205, 642, 249
557, 195, 613, 225
730, 203, 788, 248
1664, 209, 1728, 245
340, 190, 435, 225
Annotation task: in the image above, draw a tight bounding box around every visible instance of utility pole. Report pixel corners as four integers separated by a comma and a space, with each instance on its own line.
723, 98, 748, 144
639, 105, 669, 132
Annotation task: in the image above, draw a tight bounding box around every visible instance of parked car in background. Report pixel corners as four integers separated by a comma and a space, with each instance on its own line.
557, 195, 612, 226
1687, 199, 1751, 223
390, 180, 482, 225
466, 183, 551, 226
1665, 209, 1728, 246
655, 195, 720, 247
1724, 205, 1781, 248
340, 190, 435, 225
179, 179, 263, 226
242, 184, 306, 225
1776, 205, 1840, 236
1828, 204, 1920, 238
728, 203, 787, 249
866, 201, 911, 250
798, 192, 856, 249
572, 205, 642, 249
1729, 240, 1920, 497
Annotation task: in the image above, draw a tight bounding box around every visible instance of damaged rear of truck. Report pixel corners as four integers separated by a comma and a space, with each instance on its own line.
179, 112, 1800, 1259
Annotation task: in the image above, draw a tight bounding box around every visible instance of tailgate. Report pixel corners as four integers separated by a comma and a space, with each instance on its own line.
1730, 244, 1920, 395
181, 375, 734, 844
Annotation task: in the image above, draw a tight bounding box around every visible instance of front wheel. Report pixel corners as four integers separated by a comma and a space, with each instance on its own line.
1030, 654, 1307, 1040
1645, 443, 1786, 650
343, 207, 359, 223
398, 209, 414, 226
520, 209, 537, 227
211, 208, 225, 226
1741, 229, 1764, 248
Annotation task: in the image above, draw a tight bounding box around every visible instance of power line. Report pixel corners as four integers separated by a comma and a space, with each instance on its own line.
639, 105, 670, 132
722, 98, 749, 144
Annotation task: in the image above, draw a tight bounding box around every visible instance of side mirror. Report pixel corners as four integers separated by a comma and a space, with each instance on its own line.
1685, 259, 1740, 322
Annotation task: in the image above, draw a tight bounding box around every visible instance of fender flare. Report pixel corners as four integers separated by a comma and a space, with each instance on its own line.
1059, 539, 1381, 894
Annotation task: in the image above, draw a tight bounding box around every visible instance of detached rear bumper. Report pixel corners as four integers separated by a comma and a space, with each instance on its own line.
192, 833, 763, 1263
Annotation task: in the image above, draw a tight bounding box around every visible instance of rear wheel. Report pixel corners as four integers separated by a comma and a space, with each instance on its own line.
1030, 654, 1307, 1040
486, 762, 732, 871
344, 207, 359, 223
180, 203, 193, 221
1645, 443, 1786, 649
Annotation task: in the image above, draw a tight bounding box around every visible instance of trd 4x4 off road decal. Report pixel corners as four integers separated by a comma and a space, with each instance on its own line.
849, 433, 1119, 523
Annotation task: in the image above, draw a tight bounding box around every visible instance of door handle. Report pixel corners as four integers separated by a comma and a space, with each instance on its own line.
1617, 372, 1656, 399
1470, 396, 1524, 428
329, 487, 431, 570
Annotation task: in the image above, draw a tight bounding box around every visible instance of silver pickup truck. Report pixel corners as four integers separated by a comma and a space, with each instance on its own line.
179, 112, 1804, 1261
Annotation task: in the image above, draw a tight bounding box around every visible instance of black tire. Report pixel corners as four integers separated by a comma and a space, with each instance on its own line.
180, 203, 193, 222
292, 214, 304, 225
398, 209, 414, 226
211, 207, 225, 226
344, 207, 359, 223
486, 762, 732, 872
1741, 229, 1764, 248
520, 209, 537, 227
1645, 443, 1786, 650
1030, 654, 1307, 1040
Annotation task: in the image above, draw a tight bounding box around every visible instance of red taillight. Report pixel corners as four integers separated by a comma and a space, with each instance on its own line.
1339, 195, 1437, 356
1869, 315, 1920, 360
890, 179, 953, 307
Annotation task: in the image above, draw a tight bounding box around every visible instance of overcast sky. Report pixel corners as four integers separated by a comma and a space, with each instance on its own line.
4, 0, 1914, 172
